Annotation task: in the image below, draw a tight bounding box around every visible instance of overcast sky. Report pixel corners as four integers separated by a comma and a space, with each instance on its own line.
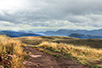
0, 0, 102, 31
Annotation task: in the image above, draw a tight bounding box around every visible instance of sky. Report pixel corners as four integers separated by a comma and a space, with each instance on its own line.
0, 0, 102, 31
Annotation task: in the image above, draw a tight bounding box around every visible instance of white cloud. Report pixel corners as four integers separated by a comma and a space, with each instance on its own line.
0, 21, 14, 26
0, 0, 102, 30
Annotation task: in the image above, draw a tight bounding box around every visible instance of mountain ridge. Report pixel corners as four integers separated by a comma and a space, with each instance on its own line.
69, 33, 102, 39
0, 30, 42, 37
43, 29, 102, 36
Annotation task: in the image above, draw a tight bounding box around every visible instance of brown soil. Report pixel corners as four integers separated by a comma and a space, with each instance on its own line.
24, 46, 90, 68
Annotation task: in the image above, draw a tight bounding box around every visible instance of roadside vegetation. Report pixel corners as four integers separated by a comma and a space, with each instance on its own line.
15, 36, 102, 68
0, 35, 27, 68
38, 42, 102, 67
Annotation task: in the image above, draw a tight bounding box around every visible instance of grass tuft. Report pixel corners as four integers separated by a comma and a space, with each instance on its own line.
38, 42, 102, 66
0, 35, 27, 68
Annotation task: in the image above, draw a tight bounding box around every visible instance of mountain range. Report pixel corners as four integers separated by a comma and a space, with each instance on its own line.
42, 29, 102, 36
0, 30, 42, 37
0, 29, 102, 39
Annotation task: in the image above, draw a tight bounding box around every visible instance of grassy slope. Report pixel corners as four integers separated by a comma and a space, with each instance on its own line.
38, 42, 102, 66
14, 36, 102, 68
0, 35, 27, 68
15, 36, 102, 48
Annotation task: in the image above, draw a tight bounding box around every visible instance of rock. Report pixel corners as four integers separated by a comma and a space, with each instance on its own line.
29, 55, 42, 58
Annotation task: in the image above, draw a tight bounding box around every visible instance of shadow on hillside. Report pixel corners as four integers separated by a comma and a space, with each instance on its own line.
53, 39, 102, 48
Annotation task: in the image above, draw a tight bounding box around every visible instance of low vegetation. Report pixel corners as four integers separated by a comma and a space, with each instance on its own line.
33, 46, 59, 58
0, 35, 27, 68
14, 36, 102, 67
38, 42, 102, 67
15, 36, 102, 48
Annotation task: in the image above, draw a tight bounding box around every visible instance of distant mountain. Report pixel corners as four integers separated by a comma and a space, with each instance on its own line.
1, 29, 102, 39
44, 31, 56, 36
69, 33, 102, 39
0, 30, 42, 37
43, 29, 102, 36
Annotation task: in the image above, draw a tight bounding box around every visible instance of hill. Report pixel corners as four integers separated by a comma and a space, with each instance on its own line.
1, 35, 102, 68
43, 29, 102, 36
15, 36, 102, 48
0, 30, 42, 37
69, 33, 102, 39
1, 29, 102, 39
14, 36, 102, 68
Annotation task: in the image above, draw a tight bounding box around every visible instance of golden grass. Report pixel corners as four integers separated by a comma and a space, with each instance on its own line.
0, 35, 27, 68
14, 36, 76, 45
14, 37, 44, 45
15, 36, 102, 48
15, 36, 102, 67
38, 42, 102, 66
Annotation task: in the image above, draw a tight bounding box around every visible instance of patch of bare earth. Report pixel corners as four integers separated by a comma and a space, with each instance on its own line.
24, 46, 90, 68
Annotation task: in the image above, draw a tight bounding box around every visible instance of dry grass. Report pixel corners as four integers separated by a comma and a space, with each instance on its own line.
0, 35, 27, 68
38, 42, 102, 66
15, 36, 102, 67
14, 36, 78, 46
14, 37, 44, 45
15, 36, 102, 48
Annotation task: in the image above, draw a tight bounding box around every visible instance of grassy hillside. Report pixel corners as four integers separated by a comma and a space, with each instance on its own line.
14, 36, 102, 67
14, 36, 78, 45
38, 42, 102, 67
15, 36, 102, 48
0, 35, 27, 68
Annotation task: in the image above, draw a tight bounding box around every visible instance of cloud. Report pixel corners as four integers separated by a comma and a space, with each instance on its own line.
0, 21, 14, 26
0, 0, 102, 30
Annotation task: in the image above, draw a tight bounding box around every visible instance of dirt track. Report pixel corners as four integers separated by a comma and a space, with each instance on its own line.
24, 46, 89, 68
